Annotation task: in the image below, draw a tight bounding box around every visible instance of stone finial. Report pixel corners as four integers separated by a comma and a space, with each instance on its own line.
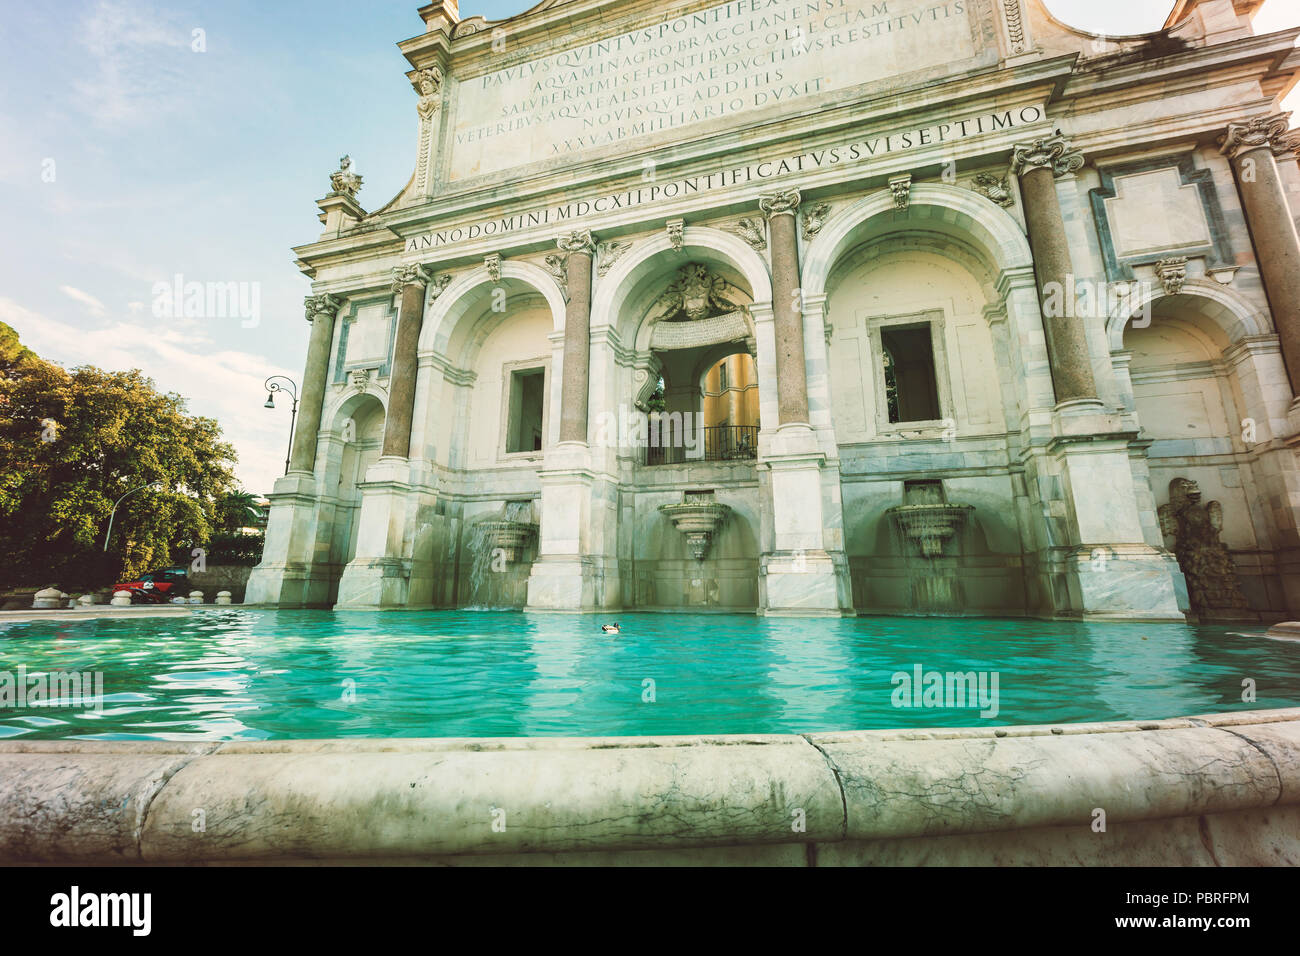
304, 292, 343, 323
412, 65, 444, 118
723, 218, 767, 251
801, 202, 832, 241
888, 174, 912, 210
1009, 132, 1085, 178
972, 172, 1015, 207
666, 219, 685, 252
329, 155, 363, 198
596, 239, 633, 277
759, 187, 801, 217
485, 253, 502, 283
1155, 256, 1188, 296
1218, 113, 1294, 160
557, 229, 596, 256
391, 263, 434, 293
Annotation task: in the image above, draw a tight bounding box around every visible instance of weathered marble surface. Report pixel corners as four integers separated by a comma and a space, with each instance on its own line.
1, 709, 1297, 865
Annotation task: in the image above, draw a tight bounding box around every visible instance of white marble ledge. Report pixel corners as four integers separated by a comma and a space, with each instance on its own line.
0, 709, 1296, 864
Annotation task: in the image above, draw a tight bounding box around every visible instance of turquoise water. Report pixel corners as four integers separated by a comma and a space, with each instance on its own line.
1, 609, 1298, 741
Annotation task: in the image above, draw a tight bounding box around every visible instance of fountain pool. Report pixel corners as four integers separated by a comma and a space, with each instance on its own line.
2, 609, 1298, 741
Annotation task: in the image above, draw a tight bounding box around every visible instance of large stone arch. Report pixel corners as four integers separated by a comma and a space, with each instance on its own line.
801, 183, 1034, 298
594, 225, 773, 345
1105, 279, 1271, 352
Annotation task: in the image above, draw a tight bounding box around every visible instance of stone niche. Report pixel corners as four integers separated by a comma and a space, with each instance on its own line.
635, 488, 760, 611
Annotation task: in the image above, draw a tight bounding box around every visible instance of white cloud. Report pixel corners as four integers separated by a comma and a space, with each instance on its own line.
59, 285, 108, 317
0, 296, 295, 493
74, 1, 194, 127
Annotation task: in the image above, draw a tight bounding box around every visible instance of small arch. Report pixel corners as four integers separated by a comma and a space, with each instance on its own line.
801, 183, 1034, 299
418, 259, 566, 357
1106, 280, 1271, 352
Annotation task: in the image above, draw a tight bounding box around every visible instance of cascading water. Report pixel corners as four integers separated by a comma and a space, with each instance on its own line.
463, 501, 538, 609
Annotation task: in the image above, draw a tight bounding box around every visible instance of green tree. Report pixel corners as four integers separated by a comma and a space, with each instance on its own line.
0, 326, 239, 587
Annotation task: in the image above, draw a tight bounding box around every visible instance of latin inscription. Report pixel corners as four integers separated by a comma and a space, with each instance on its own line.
450, 0, 977, 179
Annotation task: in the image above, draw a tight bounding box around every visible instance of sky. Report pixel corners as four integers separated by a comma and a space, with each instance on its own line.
1, 0, 1298, 493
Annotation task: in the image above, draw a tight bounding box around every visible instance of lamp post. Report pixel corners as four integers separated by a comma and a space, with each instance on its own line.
263, 376, 299, 476
103, 482, 162, 552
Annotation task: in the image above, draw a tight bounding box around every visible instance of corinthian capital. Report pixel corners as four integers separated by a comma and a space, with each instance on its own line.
1009, 132, 1084, 178
391, 263, 434, 293
1218, 113, 1294, 160
759, 187, 801, 217
557, 229, 596, 256
304, 293, 343, 323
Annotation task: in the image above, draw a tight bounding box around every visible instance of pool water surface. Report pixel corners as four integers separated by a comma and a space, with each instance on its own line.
1, 609, 1298, 740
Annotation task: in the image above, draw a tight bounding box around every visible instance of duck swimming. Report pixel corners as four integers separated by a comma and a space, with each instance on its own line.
601, 622, 620, 634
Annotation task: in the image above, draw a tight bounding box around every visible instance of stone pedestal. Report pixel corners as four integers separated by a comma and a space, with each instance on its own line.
245, 471, 331, 607
758, 424, 853, 616
1045, 405, 1186, 620
335, 458, 419, 609
526, 442, 617, 610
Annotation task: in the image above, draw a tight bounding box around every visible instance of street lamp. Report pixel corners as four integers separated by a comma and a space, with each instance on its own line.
103, 482, 163, 552
263, 376, 299, 476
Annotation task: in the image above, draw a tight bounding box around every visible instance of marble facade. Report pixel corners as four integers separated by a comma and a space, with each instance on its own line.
246, 0, 1300, 621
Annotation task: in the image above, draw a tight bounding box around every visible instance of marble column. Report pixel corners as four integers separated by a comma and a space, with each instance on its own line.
1010, 132, 1099, 405
557, 229, 595, 444
382, 265, 433, 459
1220, 113, 1300, 398
290, 293, 343, 473
759, 188, 811, 424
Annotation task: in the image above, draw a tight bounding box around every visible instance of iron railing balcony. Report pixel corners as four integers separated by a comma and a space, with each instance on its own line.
643, 424, 758, 465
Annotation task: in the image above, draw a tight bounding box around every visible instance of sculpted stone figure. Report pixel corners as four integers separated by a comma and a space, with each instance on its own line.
1158, 477, 1249, 615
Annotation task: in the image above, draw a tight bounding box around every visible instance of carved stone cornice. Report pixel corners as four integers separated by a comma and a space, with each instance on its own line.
304, 293, 343, 323
759, 187, 801, 217
1009, 132, 1084, 178
1218, 113, 1293, 161
557, 228, 596, 257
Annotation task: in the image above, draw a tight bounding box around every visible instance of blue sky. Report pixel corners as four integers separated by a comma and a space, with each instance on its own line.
2, 0, 1297, 492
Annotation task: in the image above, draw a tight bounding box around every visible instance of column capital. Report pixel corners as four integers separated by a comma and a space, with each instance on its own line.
1009, 131, 1084, 178
303, 292, 343, 323
391, 263, 434, 293
1218, 112, 1294, 161
759, 187, 801, 218
557, 228, 596, 256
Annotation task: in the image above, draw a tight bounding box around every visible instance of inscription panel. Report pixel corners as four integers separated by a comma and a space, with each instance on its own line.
450, 0, 983, 181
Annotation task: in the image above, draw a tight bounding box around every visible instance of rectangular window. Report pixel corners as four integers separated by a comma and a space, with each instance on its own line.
506, 367, 546, 453
880, 324, 941, 423
718, 362, 728, 392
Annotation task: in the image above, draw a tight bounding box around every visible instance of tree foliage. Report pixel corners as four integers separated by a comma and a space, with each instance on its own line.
0, 322, 239, 588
